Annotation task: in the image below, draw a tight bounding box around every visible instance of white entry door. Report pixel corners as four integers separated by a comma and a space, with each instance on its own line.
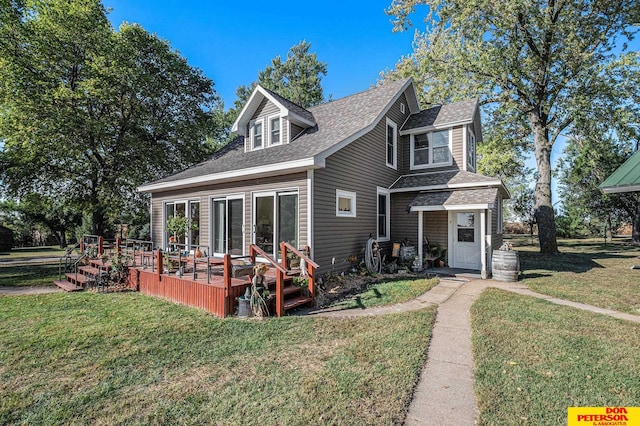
451, 211, 481, 270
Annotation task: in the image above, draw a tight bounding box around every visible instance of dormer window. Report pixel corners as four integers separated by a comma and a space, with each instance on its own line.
410, 129, 452, 169
269, 116, 281, 145
251, 119, 263, 150
467, 128, 476, 170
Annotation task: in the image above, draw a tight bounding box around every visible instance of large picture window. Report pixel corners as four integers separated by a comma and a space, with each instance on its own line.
411, 129, 452, 169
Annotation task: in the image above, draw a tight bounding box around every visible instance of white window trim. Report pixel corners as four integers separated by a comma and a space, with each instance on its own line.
336, 189, 357, 217
377, 187, 390, 242
386, 117, 398, 170
250, 118, 264, 151
409, 128, 454, 170
400, 103, 406, 114
210, 194, 245, 257
268, 115, 282, 146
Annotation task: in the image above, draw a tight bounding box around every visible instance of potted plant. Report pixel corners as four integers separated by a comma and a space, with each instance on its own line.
166, 214, 198, 247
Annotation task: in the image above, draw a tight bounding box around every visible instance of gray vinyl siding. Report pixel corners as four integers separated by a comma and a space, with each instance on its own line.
424, 211, 448, 252
491, 195, 504, 251
401, 125, 465, 175
290, 122, 305, 142
312, 91, 410, 274
390, 193, 448, 258
150, 173, 308, 254
244, 98, 282, 151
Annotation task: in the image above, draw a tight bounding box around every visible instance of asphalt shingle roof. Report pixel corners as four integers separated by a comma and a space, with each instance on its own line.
391, 170, 500, 190
402, 99, 478, 131
145, 78, 411, 187
260, 86, 316, 124
408, 188, 498, 210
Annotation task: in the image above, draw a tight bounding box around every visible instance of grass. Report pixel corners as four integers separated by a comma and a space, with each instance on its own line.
472, 289, 640, 425
0, 246, 67, 259
0, 264, 60, 287
327, 277, 439, 310
508, 235, 640, 314
0, 292, 436, 425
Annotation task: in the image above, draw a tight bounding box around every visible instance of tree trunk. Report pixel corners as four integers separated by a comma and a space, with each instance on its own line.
531, 114, 559, 254
633, 194, 640, 245
92, 209, 106, 237
59, 231, 67, 249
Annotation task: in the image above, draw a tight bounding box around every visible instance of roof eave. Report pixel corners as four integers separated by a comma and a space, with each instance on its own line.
400, 118, 474, 136
138, 157, 323, 193
601, 184, 640, 194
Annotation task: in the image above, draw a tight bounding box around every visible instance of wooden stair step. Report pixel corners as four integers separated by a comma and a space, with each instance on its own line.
283, 285, 302, 296
54, 280, 83, 292
78, 266, 101, 276
66, 273, 92, 285
283, 296, 314, 311
89, 259, 112, 268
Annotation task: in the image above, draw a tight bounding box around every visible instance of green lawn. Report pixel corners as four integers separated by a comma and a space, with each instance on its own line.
0, 292, 436, 425
509, 236, 640, 314
472, 289, 640, 425
0, 264, 59, 287
328, 277, 439, 310
0, 246, 67, 259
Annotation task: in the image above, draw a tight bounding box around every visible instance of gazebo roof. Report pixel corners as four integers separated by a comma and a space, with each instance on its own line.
600, 150, 640, 193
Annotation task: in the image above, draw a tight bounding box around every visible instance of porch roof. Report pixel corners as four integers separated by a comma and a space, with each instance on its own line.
390, 170, 509, 197
407, 187, 499, 212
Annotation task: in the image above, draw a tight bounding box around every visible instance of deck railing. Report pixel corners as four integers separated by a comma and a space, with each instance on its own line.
282, 242, 318, 301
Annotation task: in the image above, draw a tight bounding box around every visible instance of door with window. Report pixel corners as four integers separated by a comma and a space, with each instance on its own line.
212, 196, 244, 256
451, 211, 481, 270
165, 200, 200, 249
253, 191, 298, 259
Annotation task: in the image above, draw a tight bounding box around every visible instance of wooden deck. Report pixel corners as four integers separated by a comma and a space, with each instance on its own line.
56, 238, 318, 318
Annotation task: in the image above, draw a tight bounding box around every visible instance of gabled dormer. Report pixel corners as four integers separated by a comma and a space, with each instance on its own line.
399, 98, 482, 173
231, 85, 316, 152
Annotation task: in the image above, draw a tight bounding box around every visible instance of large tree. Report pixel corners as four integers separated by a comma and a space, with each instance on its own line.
0, 0, 222, 236
228, 40, 328, 123
385, 0, 639, 254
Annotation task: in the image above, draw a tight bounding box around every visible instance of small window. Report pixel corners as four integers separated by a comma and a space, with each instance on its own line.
336, 190, 356, 217
386, 118, 397, 170
497, 198, 503, 234
467, 129, 476, 170
400, 103, 406, 114
252, 119, 263, 150
270, 116, 281, 145
457, 212, 475, 243
377, 188, 390, 241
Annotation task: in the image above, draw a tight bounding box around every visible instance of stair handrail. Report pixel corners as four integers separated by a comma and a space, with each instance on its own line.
250, 244, 288, 317
282, 242, 319, 268
58, 242, 81, 281
249, 244, 287, 274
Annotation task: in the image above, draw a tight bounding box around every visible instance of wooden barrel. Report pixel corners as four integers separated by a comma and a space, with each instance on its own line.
492, 250, 520, 282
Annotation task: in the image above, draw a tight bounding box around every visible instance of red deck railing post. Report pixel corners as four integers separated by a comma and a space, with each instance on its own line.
80, 238, 84, 254
98, 236, 104, 256
276, 269, 284, 317
223, 254, 232, 317
157, 249, 163, 278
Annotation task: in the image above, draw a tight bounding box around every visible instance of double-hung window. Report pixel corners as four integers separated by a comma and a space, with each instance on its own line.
251, 119, 263, 150
269, 116, 281, 145
411, 129, 452, 169
467, 129, 476, 170
386, 118, 397, 169
377, 188, 390, 241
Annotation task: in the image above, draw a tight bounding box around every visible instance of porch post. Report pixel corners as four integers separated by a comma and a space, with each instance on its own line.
417, 211, 424, 261
480, 209, 487, 279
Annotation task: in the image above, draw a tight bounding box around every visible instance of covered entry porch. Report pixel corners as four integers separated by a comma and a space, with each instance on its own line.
407, 188, 500, 279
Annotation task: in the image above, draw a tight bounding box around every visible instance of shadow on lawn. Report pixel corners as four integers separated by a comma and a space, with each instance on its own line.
516, 238, 639, 278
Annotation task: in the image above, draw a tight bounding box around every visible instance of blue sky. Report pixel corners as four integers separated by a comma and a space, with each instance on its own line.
103, 0, 417, 107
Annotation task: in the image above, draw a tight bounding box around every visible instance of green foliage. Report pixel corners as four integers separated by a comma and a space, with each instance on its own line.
385, 0, 640, 254
0, 0, 223, 236
227, 40, 328, 123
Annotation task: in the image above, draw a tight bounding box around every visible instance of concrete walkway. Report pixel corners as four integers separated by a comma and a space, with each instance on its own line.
308, 277, 640, 425
0, 285, 62, 296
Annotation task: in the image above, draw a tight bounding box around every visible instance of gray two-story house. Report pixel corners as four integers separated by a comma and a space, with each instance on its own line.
138, 78, 509, 278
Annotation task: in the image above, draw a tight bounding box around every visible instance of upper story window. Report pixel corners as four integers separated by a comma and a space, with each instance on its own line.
269, 116, 281, 145
467, 128, 476, 170
251, 119, 264, 150
410, 129, 452, 169
386, 118, 398, 170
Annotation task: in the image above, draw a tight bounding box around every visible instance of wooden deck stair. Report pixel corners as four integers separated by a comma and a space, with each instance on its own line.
54, 260, 110, 292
